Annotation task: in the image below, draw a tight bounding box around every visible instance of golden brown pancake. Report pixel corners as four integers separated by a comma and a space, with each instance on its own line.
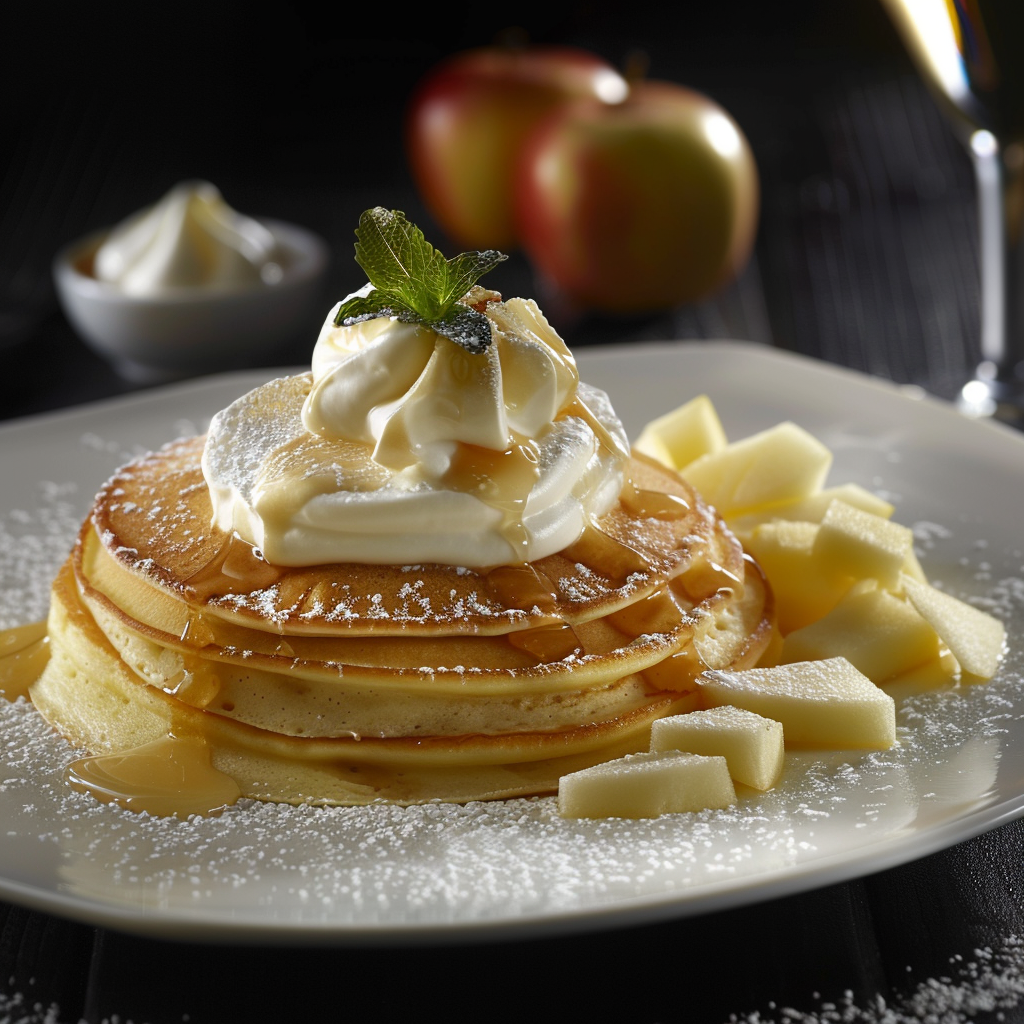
31, 437, 773, 806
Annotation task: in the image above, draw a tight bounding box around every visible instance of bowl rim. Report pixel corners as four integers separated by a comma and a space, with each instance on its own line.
53, 218, 330, 307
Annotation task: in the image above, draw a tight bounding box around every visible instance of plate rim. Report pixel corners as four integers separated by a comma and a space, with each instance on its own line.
2, 338, 1023, 945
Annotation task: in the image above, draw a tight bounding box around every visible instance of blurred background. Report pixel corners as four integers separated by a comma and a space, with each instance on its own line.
4, 8, 1023, 1022
2, 0, 981, 419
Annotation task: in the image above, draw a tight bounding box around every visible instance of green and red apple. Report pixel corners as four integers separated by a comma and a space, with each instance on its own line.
405, 46, 628, 250
514, 81, 759, 312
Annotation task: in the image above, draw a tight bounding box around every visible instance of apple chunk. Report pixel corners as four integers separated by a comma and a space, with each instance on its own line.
650, 706, 784, 791
557, 750, 736, 819
697, 657, 896, 749
780, 584, 940, 682
633, 394, 727, 471
812, 500, 913, 590
681, 422, 832, 518
901, 575, 1006, 679
743, 520, 853, 635
727, 484, 895, 543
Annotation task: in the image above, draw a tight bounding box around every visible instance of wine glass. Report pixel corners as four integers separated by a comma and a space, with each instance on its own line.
881, 0, 1024, 426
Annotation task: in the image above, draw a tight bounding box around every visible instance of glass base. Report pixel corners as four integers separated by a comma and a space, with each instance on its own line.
958, 362, 1024, 429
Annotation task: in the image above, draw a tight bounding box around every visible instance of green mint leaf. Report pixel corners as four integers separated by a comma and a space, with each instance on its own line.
440, 250, 508, 308
335, 291, 396, 323
333, 208, 507, 352
353, 208, 448, 318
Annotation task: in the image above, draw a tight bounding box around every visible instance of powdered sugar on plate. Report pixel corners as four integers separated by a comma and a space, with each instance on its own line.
0, 477, 1022, 940
0, 481, 81, 630
3, 352, 1024, 945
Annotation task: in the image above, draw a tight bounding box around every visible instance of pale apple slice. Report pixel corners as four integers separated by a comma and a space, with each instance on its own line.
698, 657, 896, 749
887, 649, 959, 692
634, 394, 728, 471
744, 520, 854, 634
901, 575, 1006, 679
727, 484, 895, 543
650, 706, 784, 791
780, 583, 940, 683
812, 500, 914, 590
681, 422, 832, 517
557, 750, 736, 819
631, 429, 675, 469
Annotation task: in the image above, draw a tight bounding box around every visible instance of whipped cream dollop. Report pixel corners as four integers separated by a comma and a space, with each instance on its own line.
93, 181, 282, 296
201, 295, 629, 568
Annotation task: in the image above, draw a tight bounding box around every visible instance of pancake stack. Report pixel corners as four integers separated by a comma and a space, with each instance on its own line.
31, 431, 772, 807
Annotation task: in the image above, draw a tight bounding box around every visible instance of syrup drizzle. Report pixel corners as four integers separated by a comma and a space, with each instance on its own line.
607, 585, 688, 638
507, 621, 582, 661
673, 552, 742, 603
0, 621, 50, 700
484, 562, 559, 616
619, 477, 692, 519
164, 657, 222, 708
0, 617, 238, 817
564, 396, 631, 462
183, 532, 282, 600
641, 645, 706, 692
563, 524, 650, 584
484, 562, 584, 662
442, 438, 541, 557
65, 732, 241, 819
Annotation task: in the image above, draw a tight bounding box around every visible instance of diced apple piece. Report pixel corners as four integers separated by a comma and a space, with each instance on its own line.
780, 584, 940, 683
744, 520, 853, 634
631, 429, 674, 469
557, 750, 736, 819
634, 394, 727, 471
887, 649, 959, 692
650, 706, 784, 791
698, 657, 896, 749
727, 484, 895, 543
682, 422, 832, 518
774, 483, 895, 523
812, 500, 914, 590
901, 575, 1005, 679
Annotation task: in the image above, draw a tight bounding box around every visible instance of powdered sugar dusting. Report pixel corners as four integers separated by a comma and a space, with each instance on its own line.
3, 465, 1024, 939
2, 409, 1024, 952
725, 936, 1024, 1023
0, 558, 1021, 935
0, 482, 80, 629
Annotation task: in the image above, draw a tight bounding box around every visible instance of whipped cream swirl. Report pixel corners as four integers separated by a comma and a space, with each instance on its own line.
202, 295, 629, 568
94, 181, 282, 295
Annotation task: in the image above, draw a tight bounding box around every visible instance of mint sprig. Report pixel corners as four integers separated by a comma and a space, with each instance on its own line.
334, 208, 507, 354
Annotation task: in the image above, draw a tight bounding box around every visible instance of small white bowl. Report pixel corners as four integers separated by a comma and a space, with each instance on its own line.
54, 219, 330, 382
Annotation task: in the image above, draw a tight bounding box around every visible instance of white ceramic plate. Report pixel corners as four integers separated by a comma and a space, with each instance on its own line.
1, 341, 1022, 945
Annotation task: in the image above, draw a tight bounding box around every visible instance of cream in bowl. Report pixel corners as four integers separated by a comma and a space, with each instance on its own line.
54, 181, 329, 381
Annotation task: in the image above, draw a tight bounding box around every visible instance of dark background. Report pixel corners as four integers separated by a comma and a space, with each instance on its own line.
2, 2, 978, 416
5, 4, 1021, 1023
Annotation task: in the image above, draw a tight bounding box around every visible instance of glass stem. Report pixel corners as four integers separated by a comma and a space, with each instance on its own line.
971, 130, 1024, 381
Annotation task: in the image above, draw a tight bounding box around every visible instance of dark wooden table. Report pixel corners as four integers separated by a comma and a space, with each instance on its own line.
4, 5, 1023, 1022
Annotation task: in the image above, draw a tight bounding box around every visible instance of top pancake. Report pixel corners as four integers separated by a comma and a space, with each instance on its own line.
91, 435, 744, 638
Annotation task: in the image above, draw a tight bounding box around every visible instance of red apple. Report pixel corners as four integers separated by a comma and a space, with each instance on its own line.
405, 46, 628, 251
514, 81, 759, 312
